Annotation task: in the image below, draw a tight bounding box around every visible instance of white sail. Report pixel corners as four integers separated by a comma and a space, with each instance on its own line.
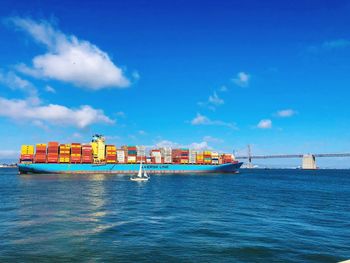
130, 160, 149, 181
137, 161, 143, 178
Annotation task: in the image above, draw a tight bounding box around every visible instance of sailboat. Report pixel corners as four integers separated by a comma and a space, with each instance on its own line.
130, 161, 149, 181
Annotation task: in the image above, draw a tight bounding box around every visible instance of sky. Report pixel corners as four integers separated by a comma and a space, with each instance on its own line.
0, 0, 350, 167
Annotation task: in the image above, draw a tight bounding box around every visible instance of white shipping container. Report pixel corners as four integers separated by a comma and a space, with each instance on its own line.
151, 151, 161, 157
154, 156, 162, 163
211, 151, 219, 157
117, 150, 125, 163
117, 157, 125, 163
189, 150, 197, 164
117, 150, 125, 157
164, 156, 172, 163
136, 145, 146, 156
160, 147, 172, 157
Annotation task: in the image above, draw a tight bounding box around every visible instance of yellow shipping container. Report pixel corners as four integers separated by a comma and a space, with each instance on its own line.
91, 142, 98, 155
21, 145, 34, 154
97, 148, 105, 160
106, 145, 116, 149
203, 151, 211, 155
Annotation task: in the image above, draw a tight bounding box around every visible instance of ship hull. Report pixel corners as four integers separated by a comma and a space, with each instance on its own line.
18, 162, 243, 174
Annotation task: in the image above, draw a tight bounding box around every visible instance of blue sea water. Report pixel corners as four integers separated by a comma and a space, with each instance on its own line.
0, 168, 349, 262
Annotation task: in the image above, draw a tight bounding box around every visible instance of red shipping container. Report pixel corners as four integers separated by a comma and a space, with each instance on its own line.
35, 154, 46, 163
20, 154, 34, 159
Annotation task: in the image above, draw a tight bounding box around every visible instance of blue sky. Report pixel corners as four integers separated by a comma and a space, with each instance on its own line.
0, 0, 350, 167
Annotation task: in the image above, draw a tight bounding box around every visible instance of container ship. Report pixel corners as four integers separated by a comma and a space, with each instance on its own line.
18, 135, 242, 174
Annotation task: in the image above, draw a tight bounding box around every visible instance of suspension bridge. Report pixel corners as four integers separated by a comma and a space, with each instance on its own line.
235, 145, 350, 169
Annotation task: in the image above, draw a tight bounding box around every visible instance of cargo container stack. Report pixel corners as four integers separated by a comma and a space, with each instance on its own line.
211, 152, 219, 165
196, 152, 204, 164
172, 149, 182, 164
160, 147, 172, 164
106, 145, 116, 163
116, 149, 125, 163
127, 146, 137, 163
47, 142, 59, 163
180, 149, 189, 164
70, 143, 82, 163
151, 149, 162, 164
59, 144, 70, 163
222, 154, 233, 164
35, 144, 47, 163
82, 145, 93, 163
136, 145, 146, 163
203, 151, 212, 164
20, 145, 34, 163
189, 150, 197, 164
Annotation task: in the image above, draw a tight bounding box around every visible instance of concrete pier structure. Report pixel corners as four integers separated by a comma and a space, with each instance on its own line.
302, 154, 317, 169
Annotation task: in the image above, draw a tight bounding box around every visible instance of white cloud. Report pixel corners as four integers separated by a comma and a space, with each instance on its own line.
198, 91, 224, 111
155, 140, 181, 148
155, 140, 210, 151
9, 17, 130, 89
0, 97, 114, 128
203, 135, 223, 143
191, 113, 237, 129
276, 109, 296, 118
0, 71, 38, 100
45, 85, 56, 93
191, 113, 209, 125
257, 119, 272, 129
208, 91, 224, 106
138, 130, 146, 135
188, 141, 210, 150
233, 72, 250, 87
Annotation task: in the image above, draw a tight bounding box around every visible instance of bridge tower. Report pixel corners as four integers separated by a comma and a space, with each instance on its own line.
302, 154, 316, 169
247, 145, 254, 168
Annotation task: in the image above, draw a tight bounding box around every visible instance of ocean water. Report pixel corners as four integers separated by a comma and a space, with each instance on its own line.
0, 168, 349, 262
